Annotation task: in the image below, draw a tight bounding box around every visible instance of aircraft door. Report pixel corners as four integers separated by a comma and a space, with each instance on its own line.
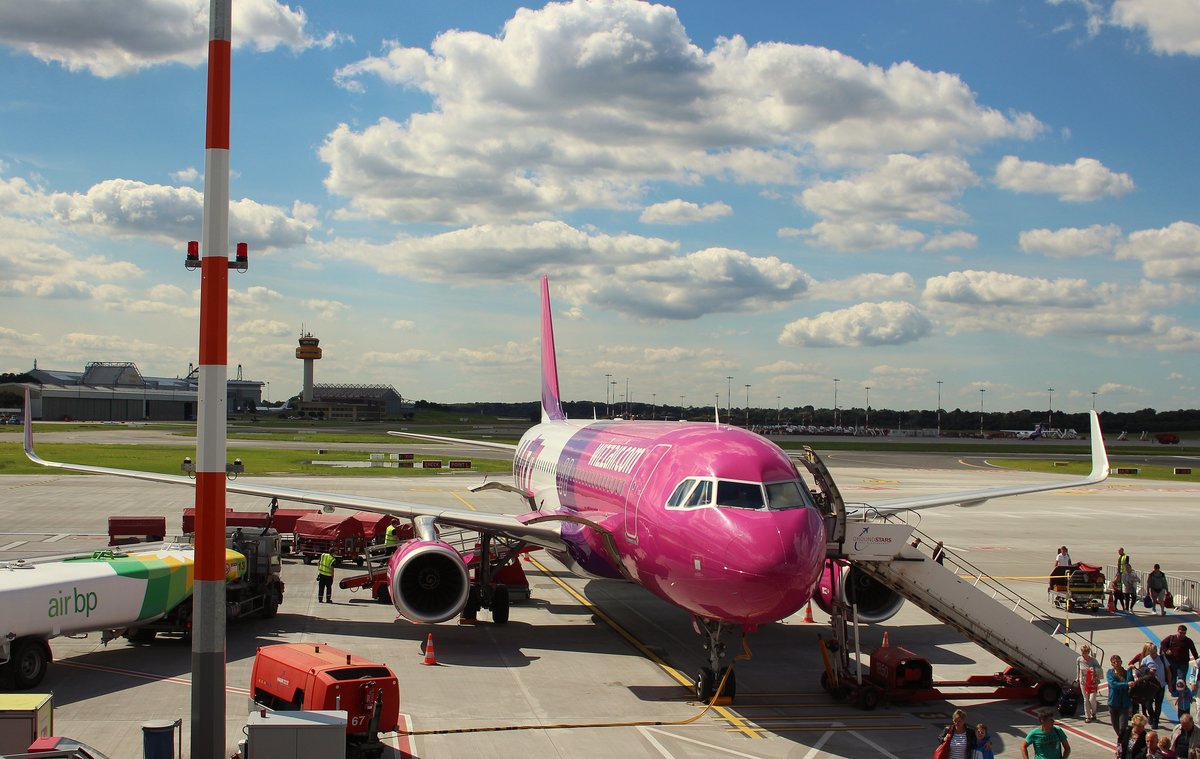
624, 444, 671, 541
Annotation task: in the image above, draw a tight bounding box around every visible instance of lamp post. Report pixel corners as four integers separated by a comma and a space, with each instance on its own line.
1091, 391, 1097, 411
1047, 387, 1054, 428
864, 386, 871, 429
651, 393, 656, 419
726, 376, 733, 420
833, 378, 840, 427
777, 395, 782, 425
605, 373, 611, 415
744, 384, 751, 426
979, 388, 986, 437
265, 381, 269, 403
680, 394, 685, 420
715, 393, 720, 419
936, 380, 943, 437
610, 381, 617, 417
625, 377, 630, 418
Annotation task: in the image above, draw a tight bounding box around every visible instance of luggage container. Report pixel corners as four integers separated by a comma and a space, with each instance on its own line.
0, 693, 53, 754
294, 515, 367, 567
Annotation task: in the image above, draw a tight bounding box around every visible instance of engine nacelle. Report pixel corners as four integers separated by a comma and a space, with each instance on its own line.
813, 558, 904, 623
387, 540, 470, 624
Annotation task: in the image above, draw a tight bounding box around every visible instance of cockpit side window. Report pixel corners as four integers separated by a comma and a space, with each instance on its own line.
666, 479, 693, 508
716, 480, 765, 510
683, 479, 713, 508
764, 480, 813, 511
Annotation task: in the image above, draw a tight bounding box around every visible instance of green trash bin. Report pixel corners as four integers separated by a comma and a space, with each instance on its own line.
141, 718, 181, 759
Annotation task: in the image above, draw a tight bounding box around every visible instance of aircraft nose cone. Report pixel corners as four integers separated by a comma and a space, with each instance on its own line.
722, 508, 826, 623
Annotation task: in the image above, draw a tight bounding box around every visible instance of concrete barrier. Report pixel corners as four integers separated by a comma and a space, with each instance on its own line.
1174, 467, 1192, 475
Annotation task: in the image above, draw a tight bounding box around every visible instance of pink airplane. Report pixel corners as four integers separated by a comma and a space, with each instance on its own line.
23, 276, 1109, 703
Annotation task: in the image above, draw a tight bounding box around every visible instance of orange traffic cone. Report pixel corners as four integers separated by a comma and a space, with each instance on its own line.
881, 632, 890, 648
421, 633, 438, 665
803, 602, 815, 623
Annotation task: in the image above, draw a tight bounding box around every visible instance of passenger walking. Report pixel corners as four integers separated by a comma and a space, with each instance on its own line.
1117, 713, 1148, 759
1109, 654, 1134, 740
974, 723, 995, 759
1148, 564, 1169, 616
1145, 730, 1166, 758
938, 709, 976, 759
1057, 546, 1072, 567
1133, 643, 1170, 730
1163, 625, 1199, 687
1177, 678, 1194, 721
316, 548, 335, 603
1020, 710, 1070, 758
1077, 644, 1103, 722
1121, 564, 1140, 612
1172, 713, 1198, 757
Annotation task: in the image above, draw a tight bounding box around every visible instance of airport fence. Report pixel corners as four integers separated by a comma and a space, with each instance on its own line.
1104, 565, 1200, 611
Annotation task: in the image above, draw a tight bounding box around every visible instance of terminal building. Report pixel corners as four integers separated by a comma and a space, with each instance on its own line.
1, 361, 263, 422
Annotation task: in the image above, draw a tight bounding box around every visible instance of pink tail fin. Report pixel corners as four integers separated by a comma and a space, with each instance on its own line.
540, 276, 565, 422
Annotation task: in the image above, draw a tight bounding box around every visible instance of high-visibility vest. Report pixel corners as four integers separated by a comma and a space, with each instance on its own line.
384, 524, 398, 546
318, 552, 335, 576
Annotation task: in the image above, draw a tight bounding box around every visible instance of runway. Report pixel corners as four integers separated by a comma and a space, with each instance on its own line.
1, 455, 1197, 758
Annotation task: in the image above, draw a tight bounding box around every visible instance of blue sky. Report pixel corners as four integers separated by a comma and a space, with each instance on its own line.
1, 0, 1198, 415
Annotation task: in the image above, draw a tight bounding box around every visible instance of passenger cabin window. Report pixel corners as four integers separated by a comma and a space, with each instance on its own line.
716, 480, 765, 510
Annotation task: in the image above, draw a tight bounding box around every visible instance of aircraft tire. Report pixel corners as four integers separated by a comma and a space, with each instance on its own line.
696, 667, 715, 702
491, 584, 510, 625
719, 666, 737, 701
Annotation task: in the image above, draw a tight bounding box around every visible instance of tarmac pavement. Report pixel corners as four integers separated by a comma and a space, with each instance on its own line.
1, 454, 1198, 758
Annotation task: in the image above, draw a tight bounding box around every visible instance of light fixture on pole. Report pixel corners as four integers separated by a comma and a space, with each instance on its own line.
744, 384, 751, 426
833, 378, 840, 427
605, 373, 611, 415
864, 386, 871, 429
1091, 391, 1097, 411
979, 388, 986, 437
1047, 387, 1054, 428
726, 376, 733, 419
936, 380, 943, 437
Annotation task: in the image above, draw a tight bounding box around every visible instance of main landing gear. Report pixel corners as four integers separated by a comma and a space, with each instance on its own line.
692, 617, 738, 702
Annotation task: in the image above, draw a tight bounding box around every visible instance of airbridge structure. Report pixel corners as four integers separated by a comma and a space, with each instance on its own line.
835, 520, 1091, 694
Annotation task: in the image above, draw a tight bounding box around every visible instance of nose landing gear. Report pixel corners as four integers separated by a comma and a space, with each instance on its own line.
692, 617, 739, 702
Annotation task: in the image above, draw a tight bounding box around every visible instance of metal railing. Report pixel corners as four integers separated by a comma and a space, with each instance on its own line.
873, 513, 1104, 663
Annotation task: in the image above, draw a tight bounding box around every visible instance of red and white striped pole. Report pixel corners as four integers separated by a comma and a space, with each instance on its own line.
192, 1, 233, 756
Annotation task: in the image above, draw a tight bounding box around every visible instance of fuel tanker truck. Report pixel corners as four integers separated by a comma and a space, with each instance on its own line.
0, 528, 284, 690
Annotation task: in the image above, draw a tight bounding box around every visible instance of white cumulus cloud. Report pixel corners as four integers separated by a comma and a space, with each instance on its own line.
1115, 221, 1200, 278
1019, 224, 1123, 258
1111, 0, 1200, 56
778, 301, 932, 347
640, 199, 732, 225
994, 155, 1135, 202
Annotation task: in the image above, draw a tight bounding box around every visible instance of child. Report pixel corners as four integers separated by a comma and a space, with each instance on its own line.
1179, 678, 1195, 719
975, 722, 995, 759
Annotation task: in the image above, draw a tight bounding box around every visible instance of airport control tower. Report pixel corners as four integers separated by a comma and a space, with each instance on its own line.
295, 331, 322, 402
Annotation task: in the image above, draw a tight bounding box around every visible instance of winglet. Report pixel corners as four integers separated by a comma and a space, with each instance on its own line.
540, 276, 565, 422
1087, 409, 1109, 482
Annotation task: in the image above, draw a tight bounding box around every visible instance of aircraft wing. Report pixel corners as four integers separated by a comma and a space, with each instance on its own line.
864, 410, 1109, 514
22, 390, 564, 550
387, 430, 518, 452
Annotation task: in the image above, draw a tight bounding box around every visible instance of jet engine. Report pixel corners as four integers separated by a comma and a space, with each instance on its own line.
813, 558, 904, 623
387, 540, 470, 624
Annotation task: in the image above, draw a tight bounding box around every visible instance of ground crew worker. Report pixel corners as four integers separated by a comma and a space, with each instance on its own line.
317, 549, 335, 603
384, 519, 399, 546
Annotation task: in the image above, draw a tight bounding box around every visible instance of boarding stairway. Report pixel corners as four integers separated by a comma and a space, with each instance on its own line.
794, 448, 1097, 691
841, 520, 1096, 689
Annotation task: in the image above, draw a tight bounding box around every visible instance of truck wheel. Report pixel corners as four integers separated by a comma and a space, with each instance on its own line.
375, 585, 391, 604
11, 639, 50, 689
858, 685, 880, 711
1038, 682, 1062, 706
491, 584, 510, 625
127, 628, 157, 643
303, 555, 313, 565
261, 589, 280, 619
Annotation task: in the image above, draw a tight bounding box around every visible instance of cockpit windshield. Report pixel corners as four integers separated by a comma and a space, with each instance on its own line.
667, 477, 813, 511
